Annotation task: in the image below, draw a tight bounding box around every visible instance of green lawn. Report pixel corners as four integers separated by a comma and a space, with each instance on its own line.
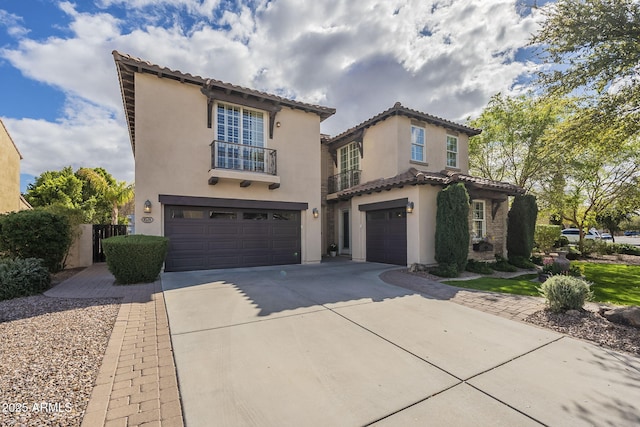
443, 274, 540, 296
443, 262, 640, 306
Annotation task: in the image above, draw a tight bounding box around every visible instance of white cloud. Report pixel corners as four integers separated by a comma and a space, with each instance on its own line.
0, 0, 546, 182
0, 10, 29, 38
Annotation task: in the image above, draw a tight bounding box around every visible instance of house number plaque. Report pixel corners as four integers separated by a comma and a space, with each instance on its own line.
141, 217, 154, 223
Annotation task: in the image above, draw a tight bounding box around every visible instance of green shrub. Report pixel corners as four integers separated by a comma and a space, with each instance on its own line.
0, 258, 51, 301
490, 255, 518, 272
507, 194, 538, 259
531, 254, 544, 266
565, 247, 582, 260
508, 255, 536, 269
554, 235, 570, 248
466, 259, 494, 274
0, 210, 72, 273
434, 183, 470, 275
612, 243, 640, 256
534, 224, 561, 254
102, 235, 169, 284
539, 275, 592, 312
429, 263, 459, 278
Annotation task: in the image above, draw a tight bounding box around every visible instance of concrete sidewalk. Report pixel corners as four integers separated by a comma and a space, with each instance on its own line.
46, 264, 184, 427
162, 262, 640, 427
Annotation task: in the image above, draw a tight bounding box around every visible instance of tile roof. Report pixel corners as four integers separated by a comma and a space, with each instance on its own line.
335, 167, 524, 198
324, 102, 481, 146
112, 51, 336, 153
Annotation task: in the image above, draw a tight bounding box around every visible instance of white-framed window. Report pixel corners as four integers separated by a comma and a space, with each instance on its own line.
411, 125, 425, 162
339, 142, 359, 172
446, 135, 458, 168
472, 200, 486, 240
216, 103, 266, 171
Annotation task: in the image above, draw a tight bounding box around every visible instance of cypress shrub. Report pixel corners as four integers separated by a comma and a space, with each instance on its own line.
102, 235, 169, 284
0, 210, 72, 273
507, 194, 538, 260
435, 183, 470, 274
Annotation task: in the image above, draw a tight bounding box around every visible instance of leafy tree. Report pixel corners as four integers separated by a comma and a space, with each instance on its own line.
435, 183, 470, 274
469, 93, 570, 190
25, 166, 133, 224
554, 120, 640, 250
24, 166, 83, 210
507, 194, 538, 260
77, 168, 134, 225
533, 0, 640, 137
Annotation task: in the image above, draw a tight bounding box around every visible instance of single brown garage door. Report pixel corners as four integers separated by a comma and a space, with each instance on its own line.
164, 205, 301, 271
366, 208, 407, 265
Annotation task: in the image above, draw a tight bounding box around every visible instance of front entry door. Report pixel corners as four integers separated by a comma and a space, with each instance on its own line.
340, 209, 351, 254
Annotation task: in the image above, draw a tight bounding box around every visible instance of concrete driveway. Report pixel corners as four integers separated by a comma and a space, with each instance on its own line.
161, 262, 640, 427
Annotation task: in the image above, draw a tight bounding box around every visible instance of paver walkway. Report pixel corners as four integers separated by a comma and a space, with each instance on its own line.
45, 264, 184, 427
380, 269, 545, 321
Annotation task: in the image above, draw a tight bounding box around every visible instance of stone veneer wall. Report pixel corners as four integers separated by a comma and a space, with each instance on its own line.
468, 199, 509, 261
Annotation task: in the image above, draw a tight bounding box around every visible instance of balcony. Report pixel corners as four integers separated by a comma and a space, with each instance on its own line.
328, 169, 361, 193
209, 140, 280, 188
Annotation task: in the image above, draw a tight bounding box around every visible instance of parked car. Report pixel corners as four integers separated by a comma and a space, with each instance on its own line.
561, 228, 601, 243
600, 232, 613, 240
624, 230, 640, 236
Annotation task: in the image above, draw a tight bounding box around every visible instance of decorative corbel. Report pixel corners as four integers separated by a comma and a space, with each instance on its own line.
491, 199, 503, 220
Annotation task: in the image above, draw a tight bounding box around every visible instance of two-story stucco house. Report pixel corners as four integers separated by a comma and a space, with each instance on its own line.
322, 103, 524, 267
113, 52, 335, 271
113, 52, 522, 272
0, 119, 31, 214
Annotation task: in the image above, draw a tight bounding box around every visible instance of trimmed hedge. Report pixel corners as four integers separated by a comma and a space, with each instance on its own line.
102, 235, 169, 284
539, 275, 592, 312
435, 183, 470, 275
0, 258, 51, 301
0, 210, 72, 273
535, 224, 561, 254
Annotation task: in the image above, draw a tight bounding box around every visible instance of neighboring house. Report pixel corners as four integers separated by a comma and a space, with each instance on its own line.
0, 119, 29, 213
322, 103, 524, 266
113, 52, 523, 272
113, 51, 335, 271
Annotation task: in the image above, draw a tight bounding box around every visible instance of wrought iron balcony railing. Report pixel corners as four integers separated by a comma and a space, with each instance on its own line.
328, 169, 361, 193
211, 140, 277, 175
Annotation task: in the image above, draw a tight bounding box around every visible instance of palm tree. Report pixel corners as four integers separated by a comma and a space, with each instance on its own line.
77, 168, 134, 225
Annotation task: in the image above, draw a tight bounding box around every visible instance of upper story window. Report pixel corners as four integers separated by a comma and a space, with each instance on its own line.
446, 135, 458, 168
216, 103, 267, 172
411, 125, 425, 162
339, 142, 360, 172
217, 103, 265, 147
472, 200, 486, 240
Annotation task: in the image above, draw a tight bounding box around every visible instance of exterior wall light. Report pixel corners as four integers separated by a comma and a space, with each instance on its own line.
312, 208, 319, 218
406, 201, 414, 214
144, 200, 152, 214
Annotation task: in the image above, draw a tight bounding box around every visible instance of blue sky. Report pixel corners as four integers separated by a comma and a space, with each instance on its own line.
0, 0, 552, 192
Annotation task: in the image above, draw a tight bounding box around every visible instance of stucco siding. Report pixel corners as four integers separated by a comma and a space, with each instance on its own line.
0, 120, 21, 214
133, 73, 323, 263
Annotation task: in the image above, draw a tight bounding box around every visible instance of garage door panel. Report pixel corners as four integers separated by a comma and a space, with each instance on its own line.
366, 208, 407, 266
165, 205, 301, 271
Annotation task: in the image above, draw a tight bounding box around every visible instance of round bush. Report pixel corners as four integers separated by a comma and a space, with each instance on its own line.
0, 258, 51, 301
102, 235, 169, 284
539, 275, 593, 312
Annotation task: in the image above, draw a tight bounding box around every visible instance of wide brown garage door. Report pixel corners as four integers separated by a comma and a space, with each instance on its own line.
366, 207, 407, 265
164, 205, 301, 271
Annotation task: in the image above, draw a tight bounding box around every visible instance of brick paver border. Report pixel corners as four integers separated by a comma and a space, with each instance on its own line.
49, 265, 186, 427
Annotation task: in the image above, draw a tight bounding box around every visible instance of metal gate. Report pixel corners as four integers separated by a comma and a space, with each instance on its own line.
93, 225, 127, 262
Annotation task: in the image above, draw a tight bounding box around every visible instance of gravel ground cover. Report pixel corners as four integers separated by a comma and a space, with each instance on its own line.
526, 308, 640, 357
0, 295, 120, 427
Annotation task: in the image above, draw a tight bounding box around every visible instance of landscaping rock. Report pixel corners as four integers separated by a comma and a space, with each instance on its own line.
600, 306, 640, 328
